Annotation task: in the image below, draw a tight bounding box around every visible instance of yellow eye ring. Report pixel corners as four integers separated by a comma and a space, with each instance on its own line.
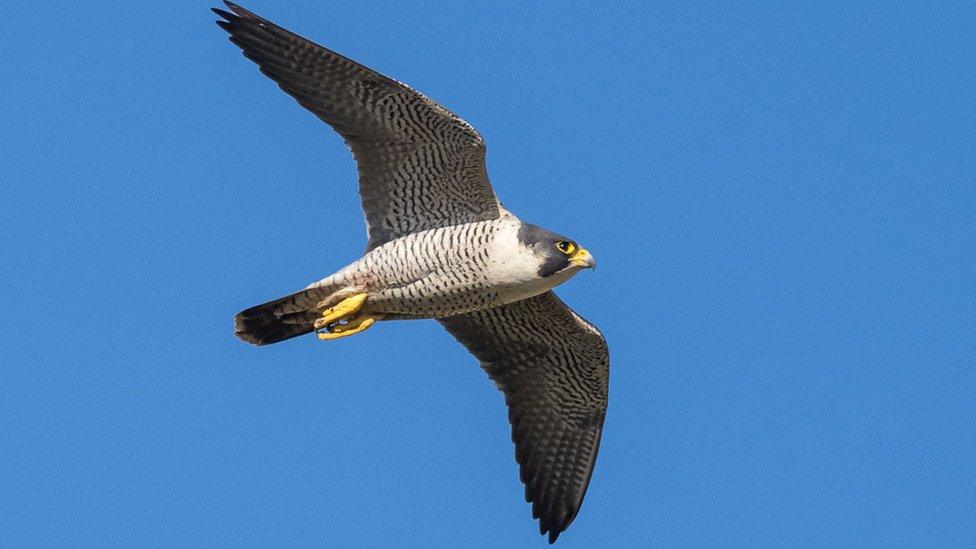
555, 241, 576, 255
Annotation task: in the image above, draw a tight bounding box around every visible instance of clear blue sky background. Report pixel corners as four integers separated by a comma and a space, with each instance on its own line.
2, 2, 973, 547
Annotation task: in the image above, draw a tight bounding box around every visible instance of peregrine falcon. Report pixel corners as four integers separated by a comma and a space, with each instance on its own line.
214, 3, 609, 543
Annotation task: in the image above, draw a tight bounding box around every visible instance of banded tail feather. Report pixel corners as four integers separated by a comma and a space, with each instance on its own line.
235, 285, 335, 345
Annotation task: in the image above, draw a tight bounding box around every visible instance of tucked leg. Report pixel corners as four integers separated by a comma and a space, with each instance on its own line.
312, 293, 383, 340
313, 293, 368, 331
316, 313, 383, 340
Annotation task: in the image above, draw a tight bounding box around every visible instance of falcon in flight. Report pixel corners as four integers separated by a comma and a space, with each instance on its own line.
214, 2, 609, 543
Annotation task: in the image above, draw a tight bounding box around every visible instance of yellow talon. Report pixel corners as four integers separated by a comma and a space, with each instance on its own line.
316, 314, 381, 340
313, 293, 368, 330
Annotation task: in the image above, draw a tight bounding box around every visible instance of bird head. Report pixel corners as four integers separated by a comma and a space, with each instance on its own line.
517, 222, 596, 278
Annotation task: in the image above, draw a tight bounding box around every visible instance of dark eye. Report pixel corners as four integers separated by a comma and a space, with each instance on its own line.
555, 241, 576, 255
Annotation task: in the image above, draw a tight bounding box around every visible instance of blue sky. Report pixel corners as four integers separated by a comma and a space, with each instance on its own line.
2, 1, 974, 547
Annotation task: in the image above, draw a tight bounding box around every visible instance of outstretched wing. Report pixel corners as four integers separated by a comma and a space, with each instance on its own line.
439, 292, 610, 543
213, 2, 501, 250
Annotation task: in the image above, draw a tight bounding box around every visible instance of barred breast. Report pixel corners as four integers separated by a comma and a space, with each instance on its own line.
317, 215, 548, 319
365, 217, 504, 317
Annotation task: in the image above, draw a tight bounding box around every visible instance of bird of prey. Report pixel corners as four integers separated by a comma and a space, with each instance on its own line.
213, 3, 609, 543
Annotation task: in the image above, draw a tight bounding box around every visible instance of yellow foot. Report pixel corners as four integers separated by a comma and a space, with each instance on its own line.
313, 293, 368, 331
316, 313, 383, 340
312, 293, 382, 340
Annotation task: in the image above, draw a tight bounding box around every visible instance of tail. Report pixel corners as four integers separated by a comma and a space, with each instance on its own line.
235, 286, 331, 346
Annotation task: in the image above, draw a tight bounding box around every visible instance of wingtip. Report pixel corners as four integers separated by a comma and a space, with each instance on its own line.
535, 502, 575, 544
213, 2, 247, 20
540, 522, 562, 544
223, 1, 255, 19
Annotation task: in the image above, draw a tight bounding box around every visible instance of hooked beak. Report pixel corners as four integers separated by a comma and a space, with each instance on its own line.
569, 247, 596, 269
